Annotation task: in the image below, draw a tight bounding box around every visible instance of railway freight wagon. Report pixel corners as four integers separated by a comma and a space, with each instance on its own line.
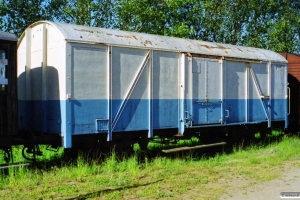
0, 31, 18, 135
0, 31, 18, 159
17, 21, 288, 150
280, 53, 300, 133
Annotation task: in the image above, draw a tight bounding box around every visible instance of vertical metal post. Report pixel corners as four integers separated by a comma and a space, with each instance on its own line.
65, 44, 72, 148
268, 61, 271, 127
25, 28, 32, 130
205, 60, 208, 123
219, 58, 224, 124
178, 53, 185, 134
148, 50, 153, 138
108, 46, 112, 141
188, 56, 193, 126
42, 24, 48, 133
245, 63, 249, 123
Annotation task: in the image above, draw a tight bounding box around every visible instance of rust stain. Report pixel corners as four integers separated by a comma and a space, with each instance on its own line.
203, 45, 211, 49
216, 44, 229, 53
237, 48, 243, 52
197, 44, 214, 51
195, 42, 209, 48
122, 35, 138, 40
80, 36, 83, 38
144, 40, 152, 45
184, 52, 192, 57
216, 44, 227, 50
74, 28, 93, 33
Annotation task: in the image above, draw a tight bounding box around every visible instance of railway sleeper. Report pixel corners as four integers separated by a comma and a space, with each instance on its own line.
162, 142, 227, 153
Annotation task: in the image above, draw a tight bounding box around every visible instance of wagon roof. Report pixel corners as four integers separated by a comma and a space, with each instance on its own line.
0, 31, 18, 42
22, 21, 287, 63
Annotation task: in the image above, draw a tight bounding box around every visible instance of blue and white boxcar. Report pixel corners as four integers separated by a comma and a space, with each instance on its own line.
17, 21, 288, 149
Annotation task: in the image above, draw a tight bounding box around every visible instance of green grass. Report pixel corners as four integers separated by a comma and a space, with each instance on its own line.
0, 135, 300, 199
1, 145, 64, 165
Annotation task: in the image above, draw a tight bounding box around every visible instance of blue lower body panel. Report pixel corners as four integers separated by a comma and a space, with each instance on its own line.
185, 98, 287, 126
18, 99, 180, 134
18, 98, 286, 132
72, 100, 108, 134
224, 99, 286, 124
110, 99, 179, 131
18, 97, 286, 148
18, 100, 63, 133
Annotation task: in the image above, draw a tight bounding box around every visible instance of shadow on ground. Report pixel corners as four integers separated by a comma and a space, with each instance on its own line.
65, 179, 163, 200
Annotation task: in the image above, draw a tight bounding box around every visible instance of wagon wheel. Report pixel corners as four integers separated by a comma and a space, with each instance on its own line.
0, 146, 11, 164
22, 144, 42, 161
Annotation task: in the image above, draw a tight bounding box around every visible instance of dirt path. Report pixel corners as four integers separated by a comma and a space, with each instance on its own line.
220, 163, 300, 200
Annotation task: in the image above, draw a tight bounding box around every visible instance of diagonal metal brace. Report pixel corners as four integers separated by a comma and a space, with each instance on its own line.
248, 64, 270, 120
112, 50, 151, 130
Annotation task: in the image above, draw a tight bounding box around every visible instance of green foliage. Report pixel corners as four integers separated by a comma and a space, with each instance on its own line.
116, 0, 300, 53
53, 0, 116, 27
0, 0, 299, 52
241, 0, 300, 53
0, 0, 55, 37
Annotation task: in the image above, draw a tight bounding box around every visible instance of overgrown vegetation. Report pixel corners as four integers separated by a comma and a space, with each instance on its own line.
0, 134, 299, 199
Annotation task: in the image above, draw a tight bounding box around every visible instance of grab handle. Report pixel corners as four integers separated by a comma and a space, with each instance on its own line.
288, 87, 290, 115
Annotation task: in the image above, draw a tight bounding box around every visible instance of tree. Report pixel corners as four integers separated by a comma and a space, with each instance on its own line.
54, 0, 116, 28
237, 0, 300, 53
0, 0, 54, 36
115, 0, 195, 37
0, 0, 299, 53
0, 0, 117, 36
266, 0, 300, 53
116, 0, 300, 53
116, 0, 166, 34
